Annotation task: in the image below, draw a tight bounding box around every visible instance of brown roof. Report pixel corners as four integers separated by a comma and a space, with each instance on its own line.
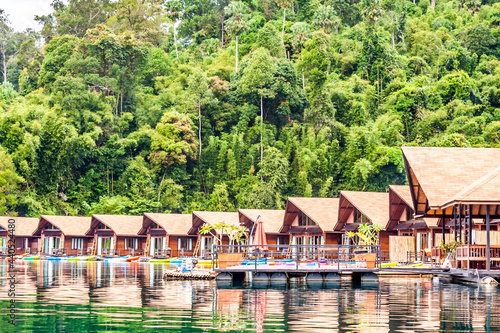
402, 147, 500, 208
0, 217, 40, 236
285, 197, 340, 231
38, 215, 92, 236
142, 213, 192, 235
238, 209, 285, 233
192, 211, 239, 226
190, 211, 240, 234
90, 215, 143, 236
389, 185, 414, 210
339, 191, 390, 228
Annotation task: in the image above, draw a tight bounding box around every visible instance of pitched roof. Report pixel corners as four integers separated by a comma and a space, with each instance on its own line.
0, 217, 40, 236
402, 147, 500, 208
142, 213, 192, 235
285, 197, 340, 231
389, 185, 414, 210
90, 215, 143, 236
38, 215, 92, 236
339, 191, 390, 228
238, 209, 285, 233
192, 211, 239, 226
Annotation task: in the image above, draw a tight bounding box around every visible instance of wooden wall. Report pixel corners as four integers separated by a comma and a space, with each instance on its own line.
389, 236, 415, 262
325, 233, 340, 245
63, 237, 92, 255
380, 231, 396, 253
475, 231, 500, 245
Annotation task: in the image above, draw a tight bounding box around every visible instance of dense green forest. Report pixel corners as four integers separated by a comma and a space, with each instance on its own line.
0, 0, 500, 217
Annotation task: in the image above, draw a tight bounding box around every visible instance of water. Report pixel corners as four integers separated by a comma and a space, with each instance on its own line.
0, 261, 499, 332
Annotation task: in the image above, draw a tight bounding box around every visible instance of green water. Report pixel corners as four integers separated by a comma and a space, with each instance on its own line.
0, 260, 499, 332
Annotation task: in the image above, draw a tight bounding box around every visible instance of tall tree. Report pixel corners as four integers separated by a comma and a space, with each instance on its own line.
224, 1, 250, 72
275, 0, 295, 53
239, 48, 278, 163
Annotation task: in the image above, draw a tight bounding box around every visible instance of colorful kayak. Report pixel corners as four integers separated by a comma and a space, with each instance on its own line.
149, 257, 177, 263
103, 256, 129, 262
381, 262, 398, 268
23, 256, 39, 261
48, 256, 76, 261
126, 256, 140, 262
67, 256, 95, 261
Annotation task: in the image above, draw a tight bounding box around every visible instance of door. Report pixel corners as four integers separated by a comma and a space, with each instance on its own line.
150, 237, 155, 256
97, 236, 102, 255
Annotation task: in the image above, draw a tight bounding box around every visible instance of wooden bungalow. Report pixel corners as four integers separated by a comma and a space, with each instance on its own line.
238, 209, 288, 248
402, 146, 500, 269
387, 185, 442, 262
0, 217, 40, 254
140, 213, 197, 257
87, 215, 145, 256
335, 191, 391, 258
34, 215, 92, 255
281, 197, 340, 248
189, 211, 240, 256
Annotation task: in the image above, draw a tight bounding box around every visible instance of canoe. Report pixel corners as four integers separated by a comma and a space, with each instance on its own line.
381, 262, 398, 268
67, 256, 95, 261
149, 257, 177, 263
103, 256, 129, 262
126, 256, 140, 262
23, 256, 39, 261
48, 256, 76, 261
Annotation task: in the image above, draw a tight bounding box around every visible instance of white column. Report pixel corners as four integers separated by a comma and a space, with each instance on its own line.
150, 237, 155, 256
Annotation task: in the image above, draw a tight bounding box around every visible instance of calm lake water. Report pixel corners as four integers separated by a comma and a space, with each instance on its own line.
0, 261, 499, 332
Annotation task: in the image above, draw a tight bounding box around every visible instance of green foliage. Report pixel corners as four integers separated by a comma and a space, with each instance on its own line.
2, 0, 500, 216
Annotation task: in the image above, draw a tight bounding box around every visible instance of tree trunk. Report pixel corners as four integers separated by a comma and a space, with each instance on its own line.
221, 17, 224, 46
1, 46, 6, 84
235, 35, 239, 72
391, 31, 395, 49
431, 0, 436, 9
302, 68, 305, 93
282, 8, 286, 49
173, 24, 179, 59
199, 101, 202, 157
260, 95, 263, 166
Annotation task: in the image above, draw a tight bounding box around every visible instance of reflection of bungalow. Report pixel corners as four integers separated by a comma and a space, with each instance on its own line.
238, 209, 288, 247
0, 217, 40, 254
402, 147, 500, 268
335, 191, 391, 255
34, 216, 92, 255
87, 215, 145, 256
189, 211, 239, 256
281, 197, 340, 247
140, 213, 197, 257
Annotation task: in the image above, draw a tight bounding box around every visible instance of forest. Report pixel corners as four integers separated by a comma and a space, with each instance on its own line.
0, 0, 499, 217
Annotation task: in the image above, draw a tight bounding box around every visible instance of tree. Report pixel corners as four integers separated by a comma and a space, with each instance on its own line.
149, 111, 198, 169
0, 147, 24, 215
275, 0, 295, 51
312, 6, 340, 33
238, 48, 277, 164
224, 1, 250, 72
187, 68, 217, 156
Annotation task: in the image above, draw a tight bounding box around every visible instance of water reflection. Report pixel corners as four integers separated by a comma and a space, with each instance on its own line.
0, 261, 499, 332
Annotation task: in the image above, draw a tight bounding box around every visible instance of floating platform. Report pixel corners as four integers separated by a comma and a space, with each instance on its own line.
163, 270, 217, 280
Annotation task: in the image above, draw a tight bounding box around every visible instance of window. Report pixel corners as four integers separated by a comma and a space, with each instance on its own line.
97, 222, 110, 229
71, 238, 84, 250
44, 223, 57, 230
125, 238, 139, 250
299, 212, 316, 226
150, 222, 161, 229
354, 211, 370, 223
178, 238, 193, 251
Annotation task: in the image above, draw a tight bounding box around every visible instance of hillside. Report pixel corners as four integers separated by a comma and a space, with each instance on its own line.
0, 0, 499, 216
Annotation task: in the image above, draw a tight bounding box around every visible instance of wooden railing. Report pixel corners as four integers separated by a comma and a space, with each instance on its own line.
456, 245, 500, 260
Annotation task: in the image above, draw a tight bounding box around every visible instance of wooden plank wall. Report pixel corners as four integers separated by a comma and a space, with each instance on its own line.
389, 236, 415, 262
475, 231, 500, 245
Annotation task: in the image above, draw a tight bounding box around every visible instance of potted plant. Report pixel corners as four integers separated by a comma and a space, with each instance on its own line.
346, 224, 382, 268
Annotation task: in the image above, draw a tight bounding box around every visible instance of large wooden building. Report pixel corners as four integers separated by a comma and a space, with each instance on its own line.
34, 215, 92, 255
140, 213, 196, 257
402, 146, 500, 269
87, 215, 145, 256
281, 197, 340, 247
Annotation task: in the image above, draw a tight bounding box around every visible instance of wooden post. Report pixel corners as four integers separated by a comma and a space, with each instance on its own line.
468, 204, 473, 245
486, 205, 491, 271
442, 211, 445, 246
453, 205, 457, 241
458, 204, 462, 243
